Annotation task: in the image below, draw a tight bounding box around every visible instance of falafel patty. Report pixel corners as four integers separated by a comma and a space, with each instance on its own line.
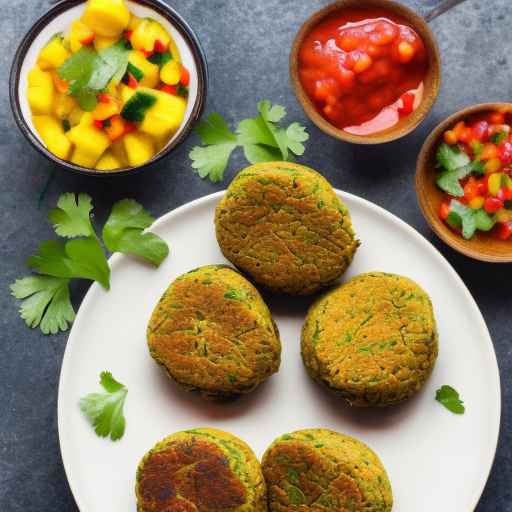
147, 265, 281, 397
136, 428, 267, 512
215, 162, 359, 295
262, 428, 393, 512
302, 272, 438, 407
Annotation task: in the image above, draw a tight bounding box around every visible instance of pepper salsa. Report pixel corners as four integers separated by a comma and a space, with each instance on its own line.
435, 110, 512, 241
298, 8, 428, 135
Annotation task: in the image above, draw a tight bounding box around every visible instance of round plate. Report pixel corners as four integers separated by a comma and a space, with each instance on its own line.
58, 191, 501, 511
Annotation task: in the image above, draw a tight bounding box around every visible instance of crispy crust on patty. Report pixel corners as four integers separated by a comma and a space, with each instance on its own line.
215, 162, 359, 295
136, 428, 267, 512
261, 429, 393, 512
147, 265, 281, 397
302, 272, 438, 406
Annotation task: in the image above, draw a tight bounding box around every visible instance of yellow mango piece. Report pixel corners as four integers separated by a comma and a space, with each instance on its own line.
139, 88, 187, 139
127, 14, 142, 31
82, 0, 130, 37
128, 51, 159, 88
168, 37, 181, 63
37, 36, 70, 70
488, 173, 504, 196
130, 19, 170, 52
33, 115, 71, 160
110, 139, 128, 166
96, 151, 121, 170
69, 107, 85, 126
27, 68, 55, 115
54, 93, 77, 120
496, 208, 512, 222
123, 132, 155, 166
94, 35, 118, 50
160, 60, 180, 85
67, 113, 111, 167
120, 84, 136, 105
484, 158, 501, 175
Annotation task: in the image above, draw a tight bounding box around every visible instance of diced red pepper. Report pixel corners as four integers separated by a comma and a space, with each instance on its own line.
497, 187, 512, 202
476, 176, 489, 196
463, 176, 479, 201
472, 120, 490, 142
79, 32, 96, 45
104, 115, 126, 141
141, 49, 153, 58
484, 197, 504, 213
458, 126, 473, 143
398, 92, 414, 116
439, 200, 451, 221
161, 84, 178, 95
488, 112, 505, 125
124, 30, 133, 40
124, 122, 137, 134
180, 66, 190, 86
98, 93, 112, 104
127, 72, 139, 89
496, 221, 512, 240
498, 141, 512, 164
94, 120, 104, 130
154, 39, 168, 53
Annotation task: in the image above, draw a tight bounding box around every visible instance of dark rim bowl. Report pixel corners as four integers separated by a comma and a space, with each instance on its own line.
290, 0, 441, 145
10, 0, 208, 177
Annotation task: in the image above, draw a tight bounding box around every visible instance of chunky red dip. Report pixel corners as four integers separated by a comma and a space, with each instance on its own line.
298, 8, 428, 135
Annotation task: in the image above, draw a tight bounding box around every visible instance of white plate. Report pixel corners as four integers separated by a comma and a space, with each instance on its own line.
58, 191, 501, 512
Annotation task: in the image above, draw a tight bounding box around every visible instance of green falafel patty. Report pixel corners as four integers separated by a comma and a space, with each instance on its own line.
136, 428, 267, 512
302, 272, 438, 407
147, 265, 281, 397
262, 428, 393, 512
215, 162, 359, 295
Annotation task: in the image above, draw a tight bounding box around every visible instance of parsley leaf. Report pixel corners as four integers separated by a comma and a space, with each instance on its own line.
48, 192, 95, 238
79, 372, 128, 441
102, 199, 169, 266
10, 276, 75, 334
190, 101, 309, 182
27, 239, 110, 290
436, 143, 470, 172
435, 385, 465, 414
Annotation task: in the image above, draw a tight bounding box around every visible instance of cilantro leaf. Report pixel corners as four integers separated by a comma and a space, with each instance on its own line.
10, 276, 75, 334
258, 99, 286, 123
435, 385, 465, 414
447, 200, 477, 239
285, 122, 309, 156
243, 144, 282, 164
436, 164, 473, 196
237, 117, 277, 147
79, 371, 128, 441
102, 199, 169, 266
98, 41, 130, 83
195, 113, 237, 145
474, 208, 496, 231
190, 143, 237, 182
48, 192, 95, 238
436, 143, 470, 172
27, 239, 110, 290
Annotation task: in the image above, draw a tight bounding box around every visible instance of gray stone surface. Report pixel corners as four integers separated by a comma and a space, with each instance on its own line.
0, 0, 510, 509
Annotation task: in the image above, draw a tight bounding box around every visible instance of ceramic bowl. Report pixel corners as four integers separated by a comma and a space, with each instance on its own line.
416, 103, 512, 263
10, 0, 208, 176
290, 0, 441, 145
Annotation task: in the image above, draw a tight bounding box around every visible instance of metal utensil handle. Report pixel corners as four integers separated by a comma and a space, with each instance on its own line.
424, 0, 468, 22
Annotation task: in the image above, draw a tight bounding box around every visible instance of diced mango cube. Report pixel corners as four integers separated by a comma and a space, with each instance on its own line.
123, 132, 155, 166
129, 51, 160, 88
130, 19, 170, 52
120, 84, 136, 105
69, 20, 95, 53
96, 151, 121, 170
110, 139, 128, 166
160, 60, 181, 85
67, 113, 111, 167
139, 88, 187, 138
37, 35, 70, 70
69, 107, 85, 127
82, 0, 130, 37
27, 67, 55, 115
127, 14, 142, 31
33, 115, 71, 160
94, 35, 118, 50
168, 38, 181, 63
54, 93, 77, 119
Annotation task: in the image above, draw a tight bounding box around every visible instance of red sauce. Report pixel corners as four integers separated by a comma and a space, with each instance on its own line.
298, 8, 428, 134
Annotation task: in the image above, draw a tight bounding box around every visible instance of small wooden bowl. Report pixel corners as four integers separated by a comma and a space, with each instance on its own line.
290, 0, 441, 145
416, 103, 512, 263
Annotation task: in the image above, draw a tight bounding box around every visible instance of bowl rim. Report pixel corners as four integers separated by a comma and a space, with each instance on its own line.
416, 102, 512, 263
289, 0, 441, 145
9, 0, 208, 177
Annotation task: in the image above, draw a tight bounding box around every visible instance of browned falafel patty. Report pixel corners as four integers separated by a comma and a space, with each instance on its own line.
147, 265, 281, 397
302, 272, 438, 406
136, 428, 267, 512
261, 429, 393, 512
215, 162, 359, 295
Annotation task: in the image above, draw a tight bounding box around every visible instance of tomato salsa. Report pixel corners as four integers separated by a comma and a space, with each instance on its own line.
435, 111, 512, 241
298, 8, 428, 135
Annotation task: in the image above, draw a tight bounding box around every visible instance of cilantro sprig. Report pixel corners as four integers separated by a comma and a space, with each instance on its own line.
11, 193, 169, 334
446, 200, 495, 239
435, 385, 465, 414
190, 100, 310, 182
80, 372, 128, 441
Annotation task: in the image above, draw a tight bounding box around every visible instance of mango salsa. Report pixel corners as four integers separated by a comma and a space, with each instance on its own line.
27, 0, 190, 171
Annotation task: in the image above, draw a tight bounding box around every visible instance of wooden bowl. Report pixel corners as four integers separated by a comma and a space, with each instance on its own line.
290, 0, 441, 145
416, 103, 512, 263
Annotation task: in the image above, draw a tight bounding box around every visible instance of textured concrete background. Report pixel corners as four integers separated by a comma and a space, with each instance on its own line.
1, 0, 511, 509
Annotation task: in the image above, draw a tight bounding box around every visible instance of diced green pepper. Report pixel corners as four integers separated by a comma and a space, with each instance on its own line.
121, 91, 156, 122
